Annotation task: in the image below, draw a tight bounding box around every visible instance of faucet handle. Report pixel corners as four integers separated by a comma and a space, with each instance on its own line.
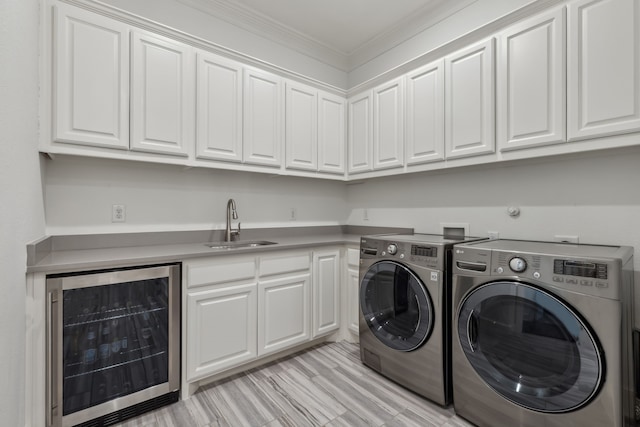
231, 222, 241, 241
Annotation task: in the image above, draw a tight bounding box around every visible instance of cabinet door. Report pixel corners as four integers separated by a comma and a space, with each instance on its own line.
568, 0, 640, 140
258, 273, 310, 356
131, 31, 194, 156
347, 91, 373, 174
243, 68, 283, 167
348, 267, 360, 334
347, 247, 360, 335
318, 91, 346, 174
373, 77, 405, 170
406, 60, 445, 165
498, 7, 566, 151
186, 283, 257, 381
285, 82, 318, 171
312, 249, 340, 337
196, 52, 243, 162
445, 38, 496, 159
53, 4, 129, 149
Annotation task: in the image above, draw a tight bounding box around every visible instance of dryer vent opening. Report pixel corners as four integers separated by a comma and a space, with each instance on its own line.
443, 226, 466, 239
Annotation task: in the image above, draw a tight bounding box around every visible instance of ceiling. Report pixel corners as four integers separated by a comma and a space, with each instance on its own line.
177, 0, 476, 71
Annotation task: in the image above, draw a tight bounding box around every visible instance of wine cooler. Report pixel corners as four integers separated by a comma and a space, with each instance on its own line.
46, 263, 181, 427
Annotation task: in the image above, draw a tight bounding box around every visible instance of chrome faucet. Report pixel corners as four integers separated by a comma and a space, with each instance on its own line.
225, 198, 241, 242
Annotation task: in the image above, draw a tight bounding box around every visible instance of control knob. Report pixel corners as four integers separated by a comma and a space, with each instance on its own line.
387, 244, 398, 255
509, 257, 527, 273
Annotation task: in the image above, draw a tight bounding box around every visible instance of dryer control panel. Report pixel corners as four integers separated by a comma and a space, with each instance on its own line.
453, 244, 621, 300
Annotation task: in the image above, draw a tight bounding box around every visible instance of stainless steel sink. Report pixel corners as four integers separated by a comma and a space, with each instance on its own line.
204, 240, 277, 250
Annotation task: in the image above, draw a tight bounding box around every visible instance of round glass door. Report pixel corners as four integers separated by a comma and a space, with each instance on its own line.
457, 281, 603, 413
360, 261, 433, 352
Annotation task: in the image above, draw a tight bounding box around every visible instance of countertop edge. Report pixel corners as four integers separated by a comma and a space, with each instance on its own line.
27, 226, 412, 274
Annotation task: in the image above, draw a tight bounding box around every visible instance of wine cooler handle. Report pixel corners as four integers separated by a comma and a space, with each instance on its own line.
47, 281, 63, 426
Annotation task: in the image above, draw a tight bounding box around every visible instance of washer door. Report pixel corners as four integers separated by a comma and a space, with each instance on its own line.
457, 281, 603, 413
360, 261, 433, 352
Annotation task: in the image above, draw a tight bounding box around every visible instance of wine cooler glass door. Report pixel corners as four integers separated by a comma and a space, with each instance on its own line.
47, 264, 180, 427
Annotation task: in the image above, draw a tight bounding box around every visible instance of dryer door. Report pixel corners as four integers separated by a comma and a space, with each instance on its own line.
360, 261, 433, 352
457, 281, 603, 413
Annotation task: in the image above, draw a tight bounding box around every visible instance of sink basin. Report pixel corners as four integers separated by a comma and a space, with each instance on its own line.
204, 240, 277, 250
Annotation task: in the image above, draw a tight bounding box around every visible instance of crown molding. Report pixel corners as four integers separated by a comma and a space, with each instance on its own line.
177, 0, 350, 71
176, 0, 478, 73
347, 0, 478, 70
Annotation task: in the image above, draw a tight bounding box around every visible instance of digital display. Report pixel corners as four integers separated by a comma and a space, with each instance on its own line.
412, 245, 437, 257
553, 259, 607, 279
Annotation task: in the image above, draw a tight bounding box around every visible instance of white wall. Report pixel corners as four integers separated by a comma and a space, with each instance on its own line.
44, 156, 348, 235
0, 0, 46, 425
346, 146, 640, 270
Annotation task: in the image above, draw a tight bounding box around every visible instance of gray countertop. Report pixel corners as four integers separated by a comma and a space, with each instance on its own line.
27, 225, 412, 274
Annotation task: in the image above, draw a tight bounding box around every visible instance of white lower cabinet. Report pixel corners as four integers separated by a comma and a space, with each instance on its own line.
312, 249, 341, 337
258, 251, 311, 356
258, 273, 311, 356
184, 255, 258, 381
186, 282, 257, 381
346, 247, 360, 335
184, 247, 347, 385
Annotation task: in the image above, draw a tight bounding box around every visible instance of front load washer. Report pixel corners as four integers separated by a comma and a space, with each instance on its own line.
451, 239, 635, 427
359, 233, 485, 405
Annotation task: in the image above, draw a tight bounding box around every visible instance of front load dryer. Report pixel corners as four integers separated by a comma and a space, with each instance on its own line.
358, 233, 485, 405
451, 239, 635, 427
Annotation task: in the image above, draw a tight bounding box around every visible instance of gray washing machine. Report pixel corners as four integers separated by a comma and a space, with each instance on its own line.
358, 233, 485, 405
452, 239, 635, 427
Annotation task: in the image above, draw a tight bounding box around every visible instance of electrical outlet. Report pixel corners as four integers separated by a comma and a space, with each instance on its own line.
289, 207, 297, 221
112, 204, 126, 223
363, 209, 369, 221
487, 231, 500, 239
554, 235, 579, 244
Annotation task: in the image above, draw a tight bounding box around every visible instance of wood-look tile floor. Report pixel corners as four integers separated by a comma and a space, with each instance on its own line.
116, 341, 475, 427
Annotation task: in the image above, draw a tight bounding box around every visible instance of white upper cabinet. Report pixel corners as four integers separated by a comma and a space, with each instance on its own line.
285, 81, 318, 171
405, 59, 445, 165
445, 38, 496, 159
348, 91, 373, 174
373, 77, 405, 170
568, 0, 640, 140
285, 83, 346, 174
318, 91, 346, 174
497, 7, 566, 151
196, 52, 243, 162
130, 31, 194, 156
53, 4, 130, 149
243, 67, 283, 167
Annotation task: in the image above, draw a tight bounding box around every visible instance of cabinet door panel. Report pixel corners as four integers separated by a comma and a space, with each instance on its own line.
53, 4, 129, 149
285, 82, 318, 171
498, 7, 566, 151
186, 283, 257, 381
131, 31, 194, 156
406, 60, 445, 164
318, 92, 346, 174
348, 267, 360, 334
243, 68, 283, 167
373, 78, 404, 170
258, 274, 310, 356
568, 0, 640, 140
313, 250, 340, 337
348, 92, 373, 174
445, 38, 495, 159
196, 52, 243, 162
